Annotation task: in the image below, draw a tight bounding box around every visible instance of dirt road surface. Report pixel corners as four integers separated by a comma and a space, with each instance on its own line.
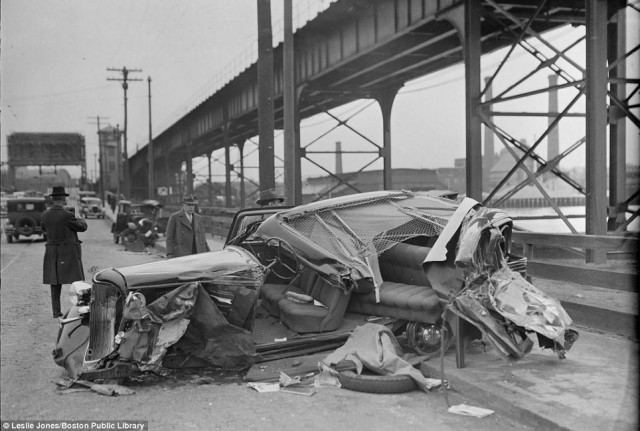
1, 218, 536, 431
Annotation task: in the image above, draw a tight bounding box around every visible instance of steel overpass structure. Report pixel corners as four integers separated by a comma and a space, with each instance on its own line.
128, 0, 638, 261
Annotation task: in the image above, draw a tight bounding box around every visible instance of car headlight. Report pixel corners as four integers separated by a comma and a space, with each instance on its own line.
69, 281, 92, 306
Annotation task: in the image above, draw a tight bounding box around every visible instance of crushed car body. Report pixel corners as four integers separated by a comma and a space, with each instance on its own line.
53, 190, 577, 381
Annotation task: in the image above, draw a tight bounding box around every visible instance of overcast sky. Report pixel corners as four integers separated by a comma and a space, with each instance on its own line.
1, 0, 638, 185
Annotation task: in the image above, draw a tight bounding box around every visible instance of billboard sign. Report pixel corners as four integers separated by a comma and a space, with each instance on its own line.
7, 132, 85, 166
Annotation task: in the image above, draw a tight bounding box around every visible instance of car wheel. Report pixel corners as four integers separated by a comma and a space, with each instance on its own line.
6, 234, 13, 244
338, 370, 416, 394
16, 216, 36, 236
406, 321, 453, 356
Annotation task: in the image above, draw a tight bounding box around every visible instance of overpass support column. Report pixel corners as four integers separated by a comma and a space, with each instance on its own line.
294, 86, 305, 205
207, 152, 213, 206
225, 144, 233, 208
376, 87, 398, 190
283, 0, 296, 205
221, 122, 233, 208
257, 0, 276, 194
463, 0, 483, 200
185, 141, 194, 195
585, 0, 608, 263
238, 142, 246, 208
608, 5, 627, 231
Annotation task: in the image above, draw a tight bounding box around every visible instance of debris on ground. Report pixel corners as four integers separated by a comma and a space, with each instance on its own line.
448, 403, 495, 418
246, 372, 316, 396
54, 378, 135, 396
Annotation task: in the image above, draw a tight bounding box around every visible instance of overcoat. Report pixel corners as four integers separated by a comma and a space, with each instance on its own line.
41, 205, 88, 284
165, 210, 210, 257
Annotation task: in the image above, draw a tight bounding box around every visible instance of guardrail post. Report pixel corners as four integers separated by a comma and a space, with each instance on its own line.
523, 242, 534, 283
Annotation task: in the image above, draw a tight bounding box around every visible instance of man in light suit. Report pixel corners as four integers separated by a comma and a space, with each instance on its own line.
165, 194, 210, 258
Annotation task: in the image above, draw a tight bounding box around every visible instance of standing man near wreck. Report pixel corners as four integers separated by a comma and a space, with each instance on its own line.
41, 186, 88, 318
165, 194, 210, 258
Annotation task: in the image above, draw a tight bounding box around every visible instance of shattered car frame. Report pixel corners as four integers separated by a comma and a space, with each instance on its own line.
53, 190, 576, 381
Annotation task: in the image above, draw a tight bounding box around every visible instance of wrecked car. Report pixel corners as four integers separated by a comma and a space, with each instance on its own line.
53, 190, 576, 381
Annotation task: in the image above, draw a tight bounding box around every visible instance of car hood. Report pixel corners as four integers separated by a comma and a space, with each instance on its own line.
95, 246, 266, 289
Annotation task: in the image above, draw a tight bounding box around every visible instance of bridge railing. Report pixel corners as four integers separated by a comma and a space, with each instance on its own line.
511, 231, 638, 292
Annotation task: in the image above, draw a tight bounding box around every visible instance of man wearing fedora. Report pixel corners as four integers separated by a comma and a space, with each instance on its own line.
255, 188, 285, 207
41, 186, 88, 318
165, 193, 210, 258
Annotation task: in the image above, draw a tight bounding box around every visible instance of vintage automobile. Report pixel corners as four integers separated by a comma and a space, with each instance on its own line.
4, 197, 47, 243
80, 197, 106, 219
53, 190, 576, 381
111, 199, 164, 243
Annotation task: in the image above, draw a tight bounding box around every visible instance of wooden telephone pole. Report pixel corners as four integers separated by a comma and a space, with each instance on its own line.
107, 66, 142, 199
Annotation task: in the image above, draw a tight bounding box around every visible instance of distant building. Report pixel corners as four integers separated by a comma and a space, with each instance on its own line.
488, 147, 538, 190
0, 167, 74, 194
99, 125, 121, 193
303, 168, 445, 202
436, 158, 466, 193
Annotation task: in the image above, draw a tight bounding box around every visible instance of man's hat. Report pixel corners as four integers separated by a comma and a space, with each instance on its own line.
49, 186, 69, 197
181, 194, 198, 204
256, 189, 284, 206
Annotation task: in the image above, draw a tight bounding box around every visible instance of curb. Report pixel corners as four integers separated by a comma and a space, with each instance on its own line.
420, 360, 570, 431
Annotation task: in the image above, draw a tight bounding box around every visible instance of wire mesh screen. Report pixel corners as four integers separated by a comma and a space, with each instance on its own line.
283, 192, 458, 259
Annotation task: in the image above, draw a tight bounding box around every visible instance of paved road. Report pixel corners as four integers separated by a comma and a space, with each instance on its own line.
0, 218, 542, 430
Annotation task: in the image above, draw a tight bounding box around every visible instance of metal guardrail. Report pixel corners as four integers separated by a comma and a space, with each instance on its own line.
511, 231, 638, 286
511, 231, 638, 338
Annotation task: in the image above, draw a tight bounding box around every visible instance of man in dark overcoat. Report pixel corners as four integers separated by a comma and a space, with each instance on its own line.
165, 194, 210, 258
41, 186, 88, 318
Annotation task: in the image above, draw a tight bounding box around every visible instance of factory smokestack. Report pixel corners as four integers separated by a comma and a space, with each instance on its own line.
335, 141, 343, 175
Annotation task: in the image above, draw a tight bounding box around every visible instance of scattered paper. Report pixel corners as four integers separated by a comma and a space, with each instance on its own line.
314, 363, 341, 388
247, 382, 280, 393
279, 386, 316, 396
424, 378, 443, 390
448, 404, 495, 418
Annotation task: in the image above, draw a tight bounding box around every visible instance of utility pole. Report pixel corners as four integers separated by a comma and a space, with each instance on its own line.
115, 124, 122, 201
107, 66, 142, 199
87, 115, 109, 204
147, 76, 154, 199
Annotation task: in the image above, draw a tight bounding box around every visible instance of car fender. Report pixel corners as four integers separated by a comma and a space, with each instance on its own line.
52, 305, 89, 379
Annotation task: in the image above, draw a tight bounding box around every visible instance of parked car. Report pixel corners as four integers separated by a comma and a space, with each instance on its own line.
3, 197, 47, 243
80, 197, 105, 219
53, 190, 576, 381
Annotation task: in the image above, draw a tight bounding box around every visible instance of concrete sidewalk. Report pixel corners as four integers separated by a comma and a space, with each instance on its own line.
421, 328, 638, 431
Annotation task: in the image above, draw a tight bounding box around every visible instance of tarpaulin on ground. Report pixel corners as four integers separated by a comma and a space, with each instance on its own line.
323, 323, 440, 392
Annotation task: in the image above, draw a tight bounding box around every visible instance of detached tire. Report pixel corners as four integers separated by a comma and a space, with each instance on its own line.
338, 370, 416, 394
